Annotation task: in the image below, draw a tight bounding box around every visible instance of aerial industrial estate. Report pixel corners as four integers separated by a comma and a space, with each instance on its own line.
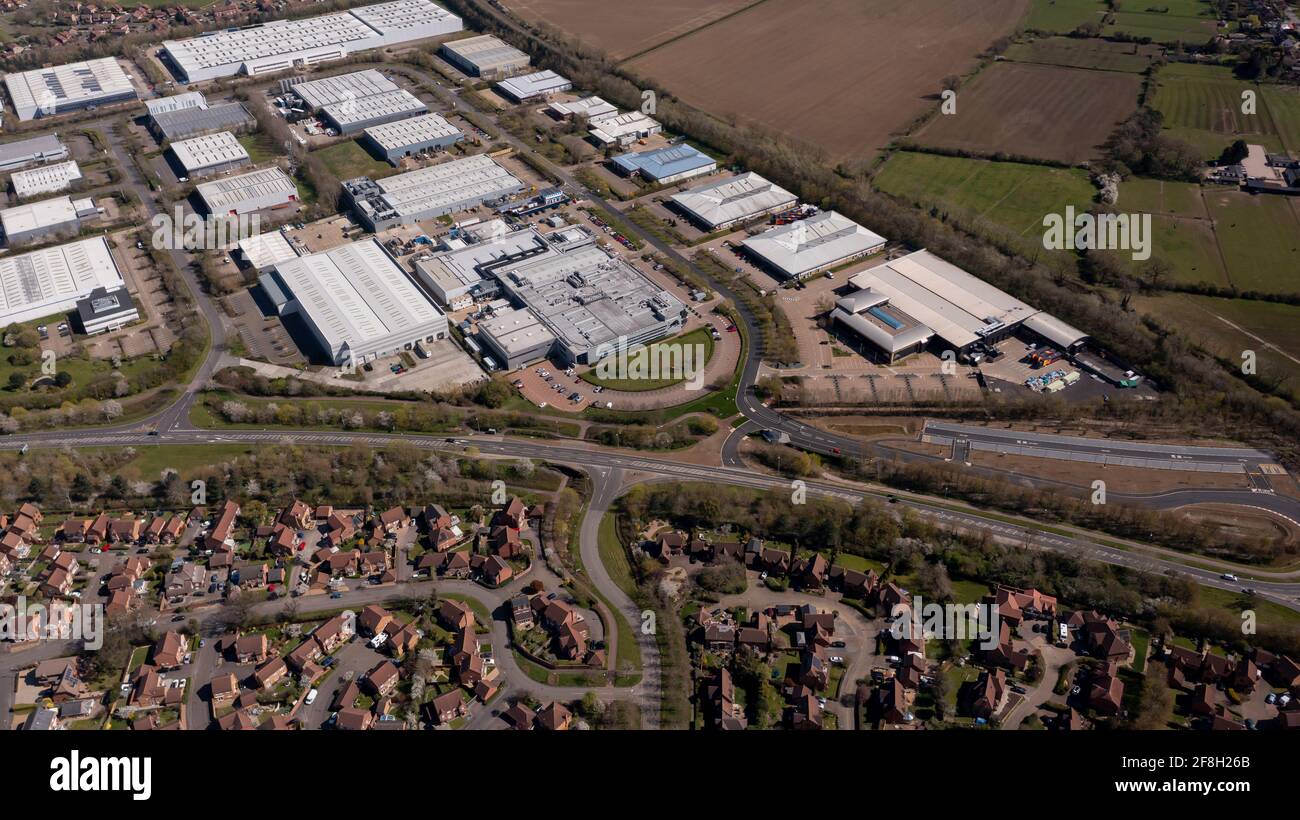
0, 2, 1297, 786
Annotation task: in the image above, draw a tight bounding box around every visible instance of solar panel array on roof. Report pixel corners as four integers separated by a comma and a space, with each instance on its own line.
291, 69, 400, 110
4, 57, 137, 120
161, 0, 463, 83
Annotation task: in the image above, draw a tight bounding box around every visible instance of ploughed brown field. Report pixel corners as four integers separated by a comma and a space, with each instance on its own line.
509, 0, 1029, 160
503, 0, 760, 60
910, 61, 1142, 164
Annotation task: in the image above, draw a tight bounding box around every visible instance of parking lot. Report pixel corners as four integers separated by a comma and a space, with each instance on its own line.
226, 289, 299, 365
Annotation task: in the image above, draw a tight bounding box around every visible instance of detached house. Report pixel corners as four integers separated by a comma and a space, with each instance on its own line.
430, 690, 466, 724
1088, 664, 1125, 716
233, 634, 269, 664
496, 497, 528, 530
364, 660, 400, 697
438, 599, 475, 632
205, 500, 240, 552
152, 631, 188, 670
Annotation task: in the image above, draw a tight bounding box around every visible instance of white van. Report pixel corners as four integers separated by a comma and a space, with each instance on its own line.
305, 688, 318, 706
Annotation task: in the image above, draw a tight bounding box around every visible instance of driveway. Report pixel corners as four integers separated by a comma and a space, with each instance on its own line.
717, 585, 878, 729
1000, 621, 1076, 729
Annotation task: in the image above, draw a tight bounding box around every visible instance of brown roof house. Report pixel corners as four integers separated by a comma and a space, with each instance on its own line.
210, 672, 239, 708
152, 631, 188, 671
233, 633, 269, 664
1088, 664, 1125, 716
364, 660, 400, 698
538, 701, 572, 730
429, 690, 467, 725
438, 599, 475, 632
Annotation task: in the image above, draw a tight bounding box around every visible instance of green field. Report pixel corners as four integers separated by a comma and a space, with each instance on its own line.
1151, 63, 1300, 157
314, 140, 395, 181
580, 328, 716, 392
1135, 293, 1300, 404
1023, 0, 1108, 33
1204, 189, 1300, 292
106, 444, 260, 482
1103, 5, 1218, 44
238, 133, 280, 165
1003, 36, 1160, 73
874, 151, 1095, 254
1022, 0, 1221, 43
1115, 174, 1300, 294
1119, 176, 1207, 217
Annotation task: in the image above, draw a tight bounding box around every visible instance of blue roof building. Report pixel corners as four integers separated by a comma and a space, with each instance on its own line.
610, 144, 717, 185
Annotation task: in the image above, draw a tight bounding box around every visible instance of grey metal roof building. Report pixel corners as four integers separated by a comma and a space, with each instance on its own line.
261, 237, 448, 365
0, 134, 69, 173
290, 69, 400, 110
0, 195, 81, 244
477, 305, 555, 369
741, 210, 886, 280
343, 153, 524, 231
1021, 313, 1089, 351
413, 225, 550, 307
169, 131, 251, 177
832, 249, 1083, 362
588, 112, 661, 148
0, 236, 126, 325
319, 88, 427, 135
439, 34, 530, 79
4, 58, 137, 121
493, 241, 686, 366
547, 95, 617, 123
610, 144, 716, 185
364, 113, 463, 164
145, 91, 207, 116
161, 0, 463, 83
151, 102, 255, 142
196, 166, 299, 216
75, 285, 139, 335
669, 172, 796, 230
11, 160, 82, 198
495, 70, 571, 103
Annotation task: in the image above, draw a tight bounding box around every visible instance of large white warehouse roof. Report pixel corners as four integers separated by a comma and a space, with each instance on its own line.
373, 154, 522, 218
170, 131, 250, 173
4, 58, 136, 120
847, 250, 1037, 350
162, 0, 462, 82
0, 236, 125, 325
269, 237, 445, 361
291, 69, 399, 110
670, 172, 796, 229
742, 211, 886, 278
197, 166, 298, 214
365, 112, 461, 150
11, 160, 82, 199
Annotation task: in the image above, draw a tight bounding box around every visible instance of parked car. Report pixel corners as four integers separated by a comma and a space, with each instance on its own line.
305, 688, 318, 706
